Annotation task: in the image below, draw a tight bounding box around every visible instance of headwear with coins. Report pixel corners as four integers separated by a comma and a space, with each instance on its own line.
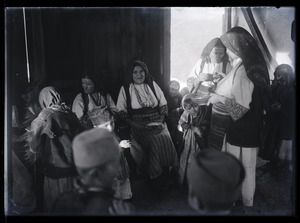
87, 106, 113, 127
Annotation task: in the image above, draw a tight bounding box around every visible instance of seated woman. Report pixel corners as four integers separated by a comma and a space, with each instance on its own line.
116, 60, 179, 188
72, 72, 118, 130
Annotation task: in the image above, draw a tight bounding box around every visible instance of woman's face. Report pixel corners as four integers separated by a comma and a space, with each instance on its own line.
133, 65, 146, 84
185, 102, 200, 116
209, 47, 225, 64
81, 77, 95, 94
226, 49, 239, 60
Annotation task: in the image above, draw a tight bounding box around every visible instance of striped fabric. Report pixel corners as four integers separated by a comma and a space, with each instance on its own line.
113, 152, 132, 200
131, 108, 161, 122
117, 152, 130, 180
131, 123, 179, 179
208, 111, 230, 151
178, 128, 200, 185
212, 102, 228, 115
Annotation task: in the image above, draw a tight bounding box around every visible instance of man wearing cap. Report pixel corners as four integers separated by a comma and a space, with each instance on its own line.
52, 128, 135, 216
187, 149, 245, 215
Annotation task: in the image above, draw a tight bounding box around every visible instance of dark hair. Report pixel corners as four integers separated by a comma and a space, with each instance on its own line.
79, 72, 105, 115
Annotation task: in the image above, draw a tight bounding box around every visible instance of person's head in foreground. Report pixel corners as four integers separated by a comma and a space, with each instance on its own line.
72, 128, 121, 190
187, 149, 245, 215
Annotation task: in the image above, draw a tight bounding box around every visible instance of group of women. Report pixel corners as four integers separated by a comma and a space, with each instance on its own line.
13, 26, 295, 215
180, 26, 295, 210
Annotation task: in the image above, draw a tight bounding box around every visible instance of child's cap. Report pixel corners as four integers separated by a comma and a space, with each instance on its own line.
72, 128, 120, 168
187, 149, 245, 204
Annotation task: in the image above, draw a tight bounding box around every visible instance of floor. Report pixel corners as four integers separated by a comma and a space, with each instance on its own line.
127, 157, 295, 217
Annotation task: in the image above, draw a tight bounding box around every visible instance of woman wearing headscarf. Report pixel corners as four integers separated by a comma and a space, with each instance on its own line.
177, 93, 211, 185
116, 60, 179, 188
262, 64, 295, 170
206, 26, 271, 210
72, 73, 118, 130
189, 37, 232, 84
27, 86, 84, 213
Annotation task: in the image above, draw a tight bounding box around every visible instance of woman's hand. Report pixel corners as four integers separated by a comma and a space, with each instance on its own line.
119, 140, 131, 148
194, 73, 214, 84
207, 93, 226, 106
181, 123, 190, 130
192, 126, 202, 137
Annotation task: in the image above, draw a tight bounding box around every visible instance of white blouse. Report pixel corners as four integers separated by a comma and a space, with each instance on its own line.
72, 92, 118, 118
215, 59, 254, 109
117, 82, 167, 112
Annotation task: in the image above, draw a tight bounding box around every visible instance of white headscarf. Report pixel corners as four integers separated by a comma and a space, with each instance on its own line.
39, 86, 70, 112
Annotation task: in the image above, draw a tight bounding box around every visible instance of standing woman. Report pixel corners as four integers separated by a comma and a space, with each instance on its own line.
27, 86, 84, 213
189, 37, 232, 84
72, 73, 118, 130
116, 60, 179, 186
207, 26, 271, 210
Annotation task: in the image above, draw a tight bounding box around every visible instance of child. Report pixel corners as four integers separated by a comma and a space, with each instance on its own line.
187, 149, 245, 215
165, 80, 184, 156
89, 107, 133, 200
262, 64, 295, 171
178, 93, 211, 185
52, 128, 135, 215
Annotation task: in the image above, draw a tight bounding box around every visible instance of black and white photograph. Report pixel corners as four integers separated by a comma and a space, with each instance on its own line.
3, 5, 296, 218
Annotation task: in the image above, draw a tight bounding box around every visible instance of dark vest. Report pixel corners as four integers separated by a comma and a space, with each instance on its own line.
226, 80, 264, 148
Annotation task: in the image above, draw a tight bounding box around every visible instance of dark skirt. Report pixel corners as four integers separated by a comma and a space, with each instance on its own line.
208, 111, 230, 151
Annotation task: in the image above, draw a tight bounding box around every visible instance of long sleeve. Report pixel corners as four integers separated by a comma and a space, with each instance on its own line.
116, 86, 128, 113
72, 94, 84, 119
189, 59, 203, 78
28, 110, 55, 153
106, 94, 119, 114
152, 81, 167, 107
224, 66, 253, 121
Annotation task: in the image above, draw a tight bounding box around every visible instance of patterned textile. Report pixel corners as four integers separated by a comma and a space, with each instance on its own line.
72, 92, 118, 130
178, 104, 211, 184
220, 26, 270, 91
117, 60, 178, 179
131, 121, 179, 179
28, 86, 83, 213
207, 111, 230, 151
